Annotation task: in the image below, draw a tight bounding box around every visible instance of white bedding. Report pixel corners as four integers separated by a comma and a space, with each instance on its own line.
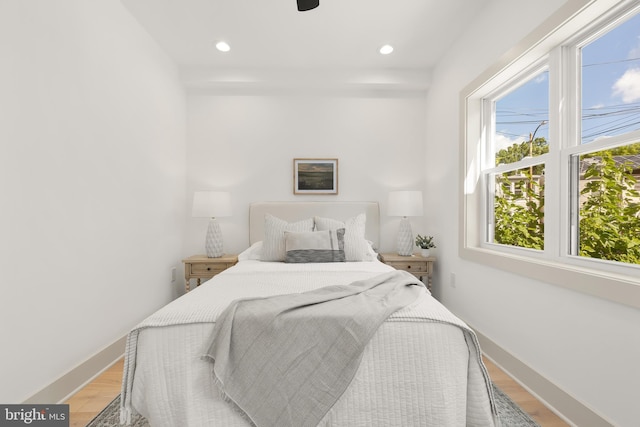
121, 259, 497, 426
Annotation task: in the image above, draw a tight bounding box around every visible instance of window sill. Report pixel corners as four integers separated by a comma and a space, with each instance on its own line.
460, 246, 640, 309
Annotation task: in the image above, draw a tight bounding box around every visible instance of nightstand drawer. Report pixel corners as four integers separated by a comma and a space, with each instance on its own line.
385, 261, 428, 273
190, 263, 228, 276
182, 254, 239, 292
379, 253, 435, 292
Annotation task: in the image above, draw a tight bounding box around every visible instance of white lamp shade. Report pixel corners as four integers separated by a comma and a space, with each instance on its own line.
387, 191, 423, 217
192, 191, 232, 218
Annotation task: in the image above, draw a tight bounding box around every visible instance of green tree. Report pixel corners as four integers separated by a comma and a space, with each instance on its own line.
494, 170, 545, 249
579, 150, 640, 264
495, 137, 549, 168
493, 134, 640, 265
493, 135, 548, 249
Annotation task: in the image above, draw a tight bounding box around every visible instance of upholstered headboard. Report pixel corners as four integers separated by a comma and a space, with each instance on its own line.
249, 202, 380, 248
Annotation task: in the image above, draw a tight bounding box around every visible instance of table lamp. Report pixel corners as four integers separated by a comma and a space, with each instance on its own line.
388, 190, 423, 256
192, 191, 232, 258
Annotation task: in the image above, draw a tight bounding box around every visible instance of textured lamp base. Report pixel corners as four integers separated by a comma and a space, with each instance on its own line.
205, 218, 224, 258
396, 217, 414, 256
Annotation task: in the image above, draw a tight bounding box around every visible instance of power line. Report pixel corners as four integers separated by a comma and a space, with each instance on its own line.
582, 56, 640, 67
496, 99, 640, 141
583, 111, 640, 133
496, 130, 528, 138
583, 119, 640, 140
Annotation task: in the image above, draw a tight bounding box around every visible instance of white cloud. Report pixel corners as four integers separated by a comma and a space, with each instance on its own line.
534, 73, 548, 84
495, 133, 525, 152
612, 67, 640, 103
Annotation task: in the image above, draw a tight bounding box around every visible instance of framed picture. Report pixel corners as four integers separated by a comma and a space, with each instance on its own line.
293, 158, 338, 195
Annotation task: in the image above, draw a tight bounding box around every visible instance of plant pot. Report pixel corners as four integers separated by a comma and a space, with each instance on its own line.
420, 249, 430, 257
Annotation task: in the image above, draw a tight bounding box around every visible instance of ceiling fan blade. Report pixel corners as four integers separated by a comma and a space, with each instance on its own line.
297, 0, 319, 11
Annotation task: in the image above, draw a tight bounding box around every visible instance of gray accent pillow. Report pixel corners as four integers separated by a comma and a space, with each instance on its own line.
261, 214, 315, 261
285, 229, 346, 263
314, 213, 370, 261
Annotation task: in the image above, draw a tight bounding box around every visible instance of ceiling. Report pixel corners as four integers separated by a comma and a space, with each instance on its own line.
120, 0, 489, 90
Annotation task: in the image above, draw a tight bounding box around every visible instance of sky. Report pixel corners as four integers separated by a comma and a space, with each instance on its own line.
495, 10, 640, 152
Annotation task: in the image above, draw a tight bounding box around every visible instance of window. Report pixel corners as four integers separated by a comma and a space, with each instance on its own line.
571, 13, 640, 265
571, 144, 640, 264
581, 13, 640, 144
462, 1, 640, 307
490, 68, 549, 250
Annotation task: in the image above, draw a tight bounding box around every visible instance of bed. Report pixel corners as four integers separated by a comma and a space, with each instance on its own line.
121, 202, 497, 426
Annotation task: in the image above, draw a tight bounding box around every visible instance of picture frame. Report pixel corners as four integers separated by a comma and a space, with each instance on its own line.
293, 158, 338, 195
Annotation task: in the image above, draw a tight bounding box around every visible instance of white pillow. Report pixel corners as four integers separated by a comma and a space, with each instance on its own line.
261, 214, 315, 261
314, 213, 369, 261
365, 240, 378, 260
238, 241, 263, 261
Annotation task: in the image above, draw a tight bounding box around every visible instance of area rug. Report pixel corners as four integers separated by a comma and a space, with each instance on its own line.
87, 384, 539, 426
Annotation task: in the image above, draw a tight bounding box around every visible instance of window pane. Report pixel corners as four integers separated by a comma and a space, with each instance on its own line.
574, 143, 640, 264
581, 12, 640, 144
492, 164, 545, 250
494, 70, 549, 166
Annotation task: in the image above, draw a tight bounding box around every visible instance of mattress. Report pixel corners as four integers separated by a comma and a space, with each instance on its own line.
121, 258, 497, 426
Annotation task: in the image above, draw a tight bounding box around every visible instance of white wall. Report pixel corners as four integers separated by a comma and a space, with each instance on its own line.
425, 0, 640, 425
0, 1, 186, 403
184, 90, 429, 264
5, 0, 635, 422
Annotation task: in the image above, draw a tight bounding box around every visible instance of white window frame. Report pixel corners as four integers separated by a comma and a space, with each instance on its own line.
483, 61, 550, 253
460, 0, 640, 309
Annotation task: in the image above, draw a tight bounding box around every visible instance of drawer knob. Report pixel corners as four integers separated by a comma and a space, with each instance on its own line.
407, 265, 411, 269
206, 267, 211, 271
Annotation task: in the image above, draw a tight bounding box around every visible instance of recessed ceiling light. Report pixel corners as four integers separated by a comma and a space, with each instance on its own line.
379, 44, 394, 55
215, 41, 231, 52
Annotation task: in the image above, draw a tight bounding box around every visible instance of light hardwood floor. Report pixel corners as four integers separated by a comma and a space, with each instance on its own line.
65, 358, 124, 427
483, 358, 569, 427
65, 356, 569, 426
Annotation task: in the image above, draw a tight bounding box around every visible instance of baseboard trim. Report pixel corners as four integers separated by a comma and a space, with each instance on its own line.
475, 330, 615, 427
23, 335, 127, 404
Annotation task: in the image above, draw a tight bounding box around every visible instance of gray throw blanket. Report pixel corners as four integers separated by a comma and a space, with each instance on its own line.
203, 270, 425, 427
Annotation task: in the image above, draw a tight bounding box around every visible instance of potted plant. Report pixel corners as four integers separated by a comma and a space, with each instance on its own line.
415, 234, 436, 257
